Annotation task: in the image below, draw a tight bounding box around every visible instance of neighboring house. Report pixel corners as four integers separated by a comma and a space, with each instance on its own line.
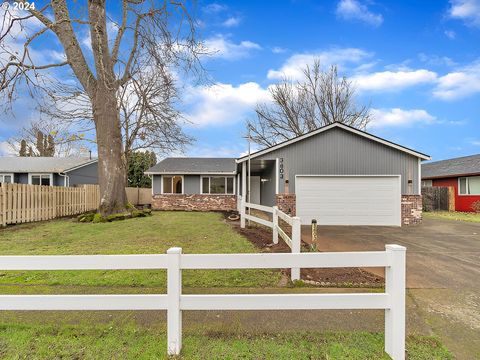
422, 154, 480, 212
147, 123, 430, 226
0, 157, 98, 187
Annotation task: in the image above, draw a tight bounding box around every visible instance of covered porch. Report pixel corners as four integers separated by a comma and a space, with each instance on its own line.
236, 158, 279, 207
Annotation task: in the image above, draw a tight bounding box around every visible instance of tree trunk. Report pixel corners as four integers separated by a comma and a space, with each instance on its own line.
93, 86, 127, 216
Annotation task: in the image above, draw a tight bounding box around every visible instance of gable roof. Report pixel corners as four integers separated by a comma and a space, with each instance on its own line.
422, 154, 480, 179
145, 157, 236, 175
236, 122, 431, 162
0, 157, 97, 173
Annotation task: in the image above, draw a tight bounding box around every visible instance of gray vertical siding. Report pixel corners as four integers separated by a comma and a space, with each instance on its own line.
184, 175, 200, 194
253, 127, 421, 195
260, 165, 276, 206
14, 173, 28, 184
66, 162, 98, 186
152, 175, 162, 194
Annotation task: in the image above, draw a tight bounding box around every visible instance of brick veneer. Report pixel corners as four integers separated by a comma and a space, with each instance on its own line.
275, 194, 296, 216
152, 194, 237, 211
401, 195, 422, 226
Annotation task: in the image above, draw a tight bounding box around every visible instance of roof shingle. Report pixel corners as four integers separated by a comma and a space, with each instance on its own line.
146, 157, 236, 174
422, 154, 480, 179
0, 157, 96, 173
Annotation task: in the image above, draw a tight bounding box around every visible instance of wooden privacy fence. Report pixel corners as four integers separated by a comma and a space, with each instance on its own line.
240, 200, 302, 280
0, 245, 407, 360
422, 186, 455, 211
0, 183, 100, 227
125, 187, 152, 205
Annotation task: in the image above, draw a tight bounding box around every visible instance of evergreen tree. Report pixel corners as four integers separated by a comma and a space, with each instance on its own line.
19, 140, 27, 157
127, 151, 157, 188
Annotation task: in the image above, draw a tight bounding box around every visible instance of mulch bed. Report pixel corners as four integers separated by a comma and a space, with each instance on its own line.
226, 214, 384, 288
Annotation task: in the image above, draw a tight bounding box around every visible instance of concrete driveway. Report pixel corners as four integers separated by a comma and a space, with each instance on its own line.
303, 218, 480, 359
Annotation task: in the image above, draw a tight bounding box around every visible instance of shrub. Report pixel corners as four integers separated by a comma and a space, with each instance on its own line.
92, 213, 106, 223
471, 200, 480, 213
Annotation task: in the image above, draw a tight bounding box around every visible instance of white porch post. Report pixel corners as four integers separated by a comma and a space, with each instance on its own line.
241, 162, 246, 228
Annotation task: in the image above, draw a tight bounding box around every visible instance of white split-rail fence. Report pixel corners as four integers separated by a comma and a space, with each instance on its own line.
240, 199, 301, 280
0, 245, 406, 359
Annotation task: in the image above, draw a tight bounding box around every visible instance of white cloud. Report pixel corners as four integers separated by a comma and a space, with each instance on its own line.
0, 141, 15, 156
352, 69, 438, 91
267, 48, 372, 80
418, 53, 457, 67
444, 30, 456, 39
204, 35, 261, 60
272, 46, 287, 54
448, 0, 480, 26
336, 0, 384, 27
183, 82, 270, 126
222, 16, 241, 27
370, 108, 436, 128
203, 3, 227, 13
433, 60, 480, 100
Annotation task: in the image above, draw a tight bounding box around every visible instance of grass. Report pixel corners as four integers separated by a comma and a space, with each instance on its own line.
0, 212, 280, 290
0, 321, 453, 359
423, 211, 480, 223
0, 211, 454, 358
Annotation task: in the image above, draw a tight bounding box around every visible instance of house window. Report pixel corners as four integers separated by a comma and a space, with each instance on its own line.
29, 174, 53, 186
0, 174, 13, 184
459, 176, 480, 195
201, 176, 235, 195
162, 175, 183, 194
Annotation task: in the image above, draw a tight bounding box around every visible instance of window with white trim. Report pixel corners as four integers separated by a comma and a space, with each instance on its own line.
201, 176, 234, 195
29, 174, 52, 186
0, 174, 13, 184
162, 175, 183, 194
459, 176, 480, 195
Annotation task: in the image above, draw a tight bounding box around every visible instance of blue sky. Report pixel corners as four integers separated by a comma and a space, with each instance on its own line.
1, 0, 479, 161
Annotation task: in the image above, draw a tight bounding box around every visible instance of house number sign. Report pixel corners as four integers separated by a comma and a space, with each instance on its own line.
279, 158, 284, 179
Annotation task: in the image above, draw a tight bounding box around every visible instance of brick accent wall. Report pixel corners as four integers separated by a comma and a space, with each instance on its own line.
276, 193, 296, 216
401, 195, 422, 226
152, 194, 237, 211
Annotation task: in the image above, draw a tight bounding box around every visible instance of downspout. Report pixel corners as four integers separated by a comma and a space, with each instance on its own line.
58, 172, 70, 187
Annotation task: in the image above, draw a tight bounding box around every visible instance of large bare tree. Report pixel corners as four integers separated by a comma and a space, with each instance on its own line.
248, 60, 371, 147
0, 0, 202, 215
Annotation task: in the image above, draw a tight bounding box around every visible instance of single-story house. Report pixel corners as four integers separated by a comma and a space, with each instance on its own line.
422, 154, 480, 212
0, 157, 98, 187
146, 122, 431, 226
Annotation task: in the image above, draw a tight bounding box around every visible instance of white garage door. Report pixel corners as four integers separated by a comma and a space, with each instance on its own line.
296, 176, 401, 226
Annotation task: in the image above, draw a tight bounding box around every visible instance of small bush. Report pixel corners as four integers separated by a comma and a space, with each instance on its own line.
77, 212, 96, 223
92, 213, 106, 223
471, 200, 480, 213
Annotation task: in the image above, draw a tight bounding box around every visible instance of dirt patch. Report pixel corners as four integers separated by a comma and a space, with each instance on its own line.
230, 221, 384, 287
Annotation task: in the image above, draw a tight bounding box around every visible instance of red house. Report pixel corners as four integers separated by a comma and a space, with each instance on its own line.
422, 154, 480, 212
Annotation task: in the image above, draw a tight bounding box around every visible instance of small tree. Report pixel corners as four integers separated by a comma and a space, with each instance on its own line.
248, 60, 371, 147
127, 151, 157, 188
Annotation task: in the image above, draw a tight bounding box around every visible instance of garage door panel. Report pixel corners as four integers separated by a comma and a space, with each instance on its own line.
296, 176, 400, 226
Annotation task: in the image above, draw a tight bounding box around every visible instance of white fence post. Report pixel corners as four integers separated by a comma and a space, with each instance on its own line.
240, 198, 246, 228
272, 206, 279, 244
167, 247, 182, 356
291, 216, 301, 281
384, 244, 406, 360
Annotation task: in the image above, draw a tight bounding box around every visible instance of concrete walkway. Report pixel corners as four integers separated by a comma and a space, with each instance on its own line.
301, 218, 480, 359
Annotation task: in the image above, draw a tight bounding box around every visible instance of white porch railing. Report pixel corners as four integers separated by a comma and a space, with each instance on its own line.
240, 201, 301, 280
0, 245, 406, 359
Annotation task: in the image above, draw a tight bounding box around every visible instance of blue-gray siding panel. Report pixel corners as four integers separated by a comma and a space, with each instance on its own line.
253, 127, 420, 195
67, 162, 98, 186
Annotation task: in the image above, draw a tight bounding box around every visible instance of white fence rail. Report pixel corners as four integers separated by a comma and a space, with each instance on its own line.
0, 245, 406, 360
240, 201, 301, 280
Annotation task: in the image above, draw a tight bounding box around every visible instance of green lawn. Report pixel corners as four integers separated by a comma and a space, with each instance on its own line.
0, 322, 452, 360
0, 211, 453, 359
423, 211, 480, 223
0, 212, 279, 290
